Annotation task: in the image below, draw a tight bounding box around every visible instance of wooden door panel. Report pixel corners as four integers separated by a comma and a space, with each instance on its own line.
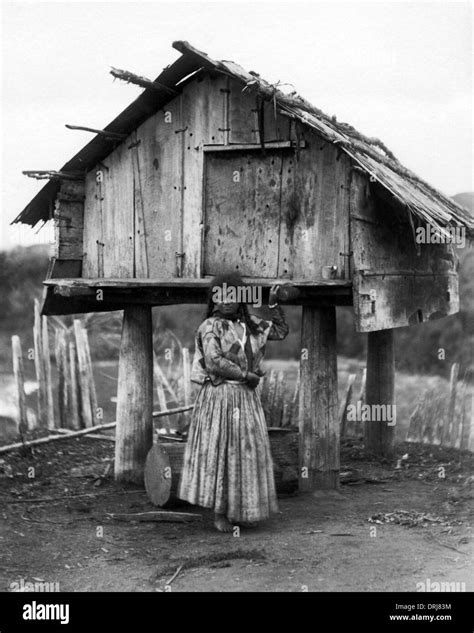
203, 152, 283, 277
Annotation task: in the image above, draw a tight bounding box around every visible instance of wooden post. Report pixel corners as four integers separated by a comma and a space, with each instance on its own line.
73, 320, 92, 428
364, 329, 395, 458
54, 329, 68, 429
299, 306, 339, 491
115, 306, 153, 484
354, 367, 366, 437
11, 336, 28, 437
265, 370, 277, 425
444, 363, 459, 447
181, 348, 191, 431
68, 341, 80, 430
154, 353, 170, 435
82, 323, 98, 425
290, 368, 300, 427
461, 393, 473, 451
153, 355, 179, 404
33, 299, 47, 427
273, 371, 284, 427
340, 373, 356, 438
42, 317, 55, 429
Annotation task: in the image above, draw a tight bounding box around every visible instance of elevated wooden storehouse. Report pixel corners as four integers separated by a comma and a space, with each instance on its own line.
13, 41, 474, 489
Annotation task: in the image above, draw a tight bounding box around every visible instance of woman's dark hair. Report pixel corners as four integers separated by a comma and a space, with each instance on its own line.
205, 271, 261, 336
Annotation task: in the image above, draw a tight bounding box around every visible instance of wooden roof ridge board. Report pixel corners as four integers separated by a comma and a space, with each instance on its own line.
13, 39, 474, 238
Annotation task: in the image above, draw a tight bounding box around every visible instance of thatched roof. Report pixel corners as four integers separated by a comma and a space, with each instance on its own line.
13, 40, 474, 238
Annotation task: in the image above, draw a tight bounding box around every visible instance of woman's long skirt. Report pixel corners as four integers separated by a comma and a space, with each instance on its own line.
178, 381, 279, 523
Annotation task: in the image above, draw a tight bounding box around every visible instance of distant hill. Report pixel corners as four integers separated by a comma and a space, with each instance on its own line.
453, 192, 474, 212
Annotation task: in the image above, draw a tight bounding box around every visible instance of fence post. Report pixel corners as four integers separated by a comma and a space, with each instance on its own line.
340, 373, 356, 439
74, 319, 93, 428
182, 348, 191, 430
443, 363, 459, 447
153, 353, 170, 435
11, 335, 28, 437
68, 340, 80, 430
33, 299, 47, 427
82, 323, 98, 425
42, 316, 55, 429
54, 328, 69, 429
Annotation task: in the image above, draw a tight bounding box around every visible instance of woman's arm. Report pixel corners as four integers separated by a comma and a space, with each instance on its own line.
267, 305, 289, 340
267, 284, 289, 341
202, 331, 247, 380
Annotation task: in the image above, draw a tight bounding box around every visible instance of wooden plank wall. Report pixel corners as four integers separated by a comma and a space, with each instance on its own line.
82, 73, 350, 282
54, 181, 84, 260
279, 139, 351, 280
350, 170, 460, 331
83, 142, 134, 278
83, 73, 228, 279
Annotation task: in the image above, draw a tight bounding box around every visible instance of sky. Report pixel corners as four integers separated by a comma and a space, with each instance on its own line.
1, 0, 472, 250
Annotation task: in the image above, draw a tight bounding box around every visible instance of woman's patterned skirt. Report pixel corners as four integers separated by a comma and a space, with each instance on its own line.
178, 381, 279, 523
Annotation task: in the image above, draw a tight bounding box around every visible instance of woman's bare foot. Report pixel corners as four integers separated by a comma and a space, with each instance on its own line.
214, 513, 233, 533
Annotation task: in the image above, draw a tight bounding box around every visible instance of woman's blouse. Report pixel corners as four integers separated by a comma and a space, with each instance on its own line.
191, 306, 289, 385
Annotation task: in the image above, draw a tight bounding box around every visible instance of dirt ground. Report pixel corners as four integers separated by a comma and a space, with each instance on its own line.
0, 437, 472, 593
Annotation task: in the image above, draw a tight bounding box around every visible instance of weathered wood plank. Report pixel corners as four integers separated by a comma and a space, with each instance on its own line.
33, 299, 47, 428
133, 102, 182, 279
340, 373, 356, 438
299, 306, 339, 490
54, 328, 68, 429
203, 141, 304, 152
47, 258, 82, 279
73, 320, 93, 428
203, 150, 284, 277
353, 270, 458, 332
278, 133, 351, 280
228, 77, 255, 144
101, 141, 135, 277
364, 329, 395, 457
45, 277, 351, 289
82, 170, 101, 278
68, 340, 80, 430
54, 182, 84, 261
444, 363, 460, 446
115, 306, 154, 484
179, 74, 231, 276
42, 317, 55, 429
11, 335, 28, 436
350, 170, 460, 331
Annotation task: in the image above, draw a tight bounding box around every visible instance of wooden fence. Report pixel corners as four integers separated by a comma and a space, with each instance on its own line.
10, 305, 195, 439
11, 301, 99, 432
339, 363, 473, 451
405, 364, 472, 450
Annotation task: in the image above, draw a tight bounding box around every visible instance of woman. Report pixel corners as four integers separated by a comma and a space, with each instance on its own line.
178, 272, 289, 532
